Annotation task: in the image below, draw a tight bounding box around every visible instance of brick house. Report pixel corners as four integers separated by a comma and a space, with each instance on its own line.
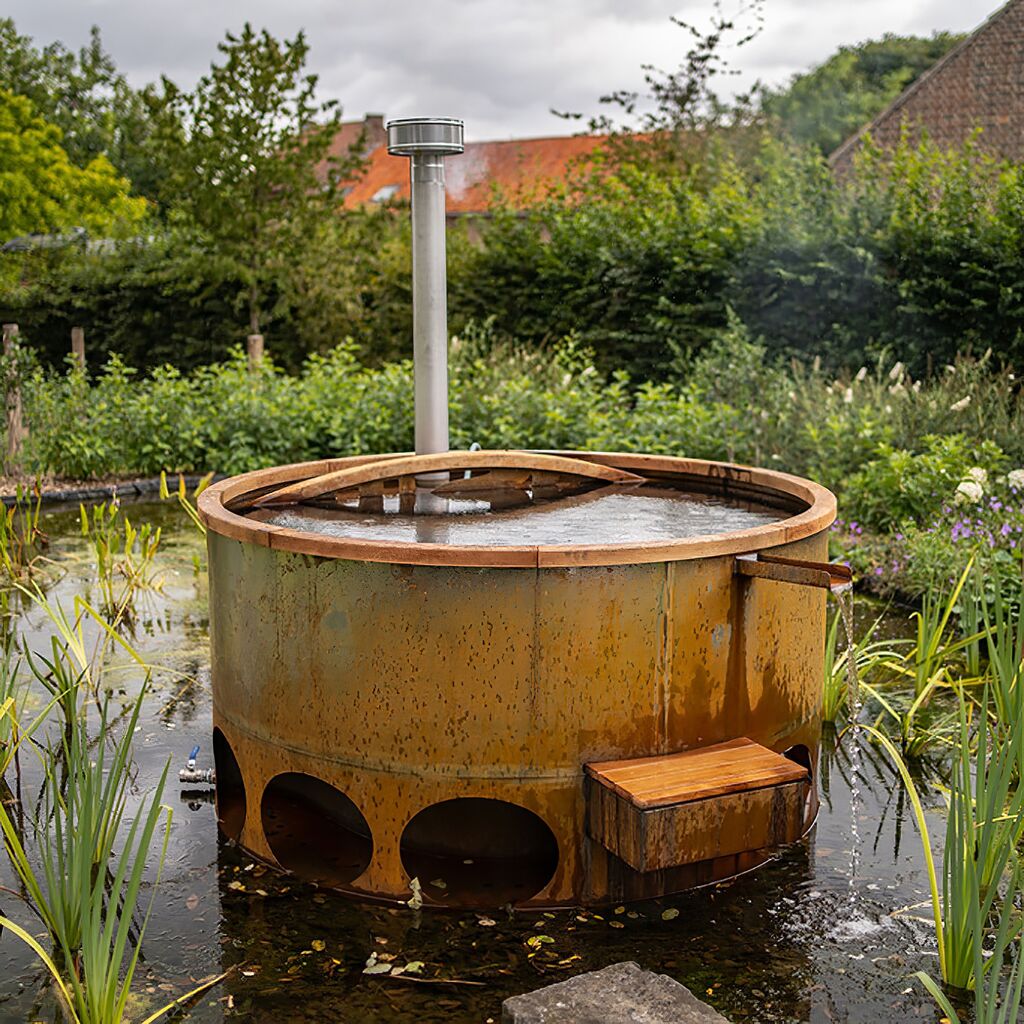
830, 0, 1024, 173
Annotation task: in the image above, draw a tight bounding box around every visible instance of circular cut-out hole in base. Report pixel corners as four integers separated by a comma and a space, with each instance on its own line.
400, 797, 559, 907
212, 727, 246, 841
260, 773, 373, 886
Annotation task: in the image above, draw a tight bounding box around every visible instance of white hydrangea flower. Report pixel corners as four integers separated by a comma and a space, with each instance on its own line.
949, 395, 970, 412
1007, 468, 1024, 489
955, 480, 984, 504
966, 467, 988, 486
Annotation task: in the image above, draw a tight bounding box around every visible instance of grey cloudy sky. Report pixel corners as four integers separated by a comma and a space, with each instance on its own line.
7, 0, 1000, 140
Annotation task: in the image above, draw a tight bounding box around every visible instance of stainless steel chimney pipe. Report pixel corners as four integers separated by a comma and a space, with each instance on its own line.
387, 118, 464, 472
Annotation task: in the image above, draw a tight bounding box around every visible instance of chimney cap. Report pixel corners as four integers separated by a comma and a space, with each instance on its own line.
387, 117, 464, 156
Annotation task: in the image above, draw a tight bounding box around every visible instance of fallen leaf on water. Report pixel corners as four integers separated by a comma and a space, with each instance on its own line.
429, 878, 448, 890
404, 961, 425, 974
609, 921, 625, 929
477, 916, 496, 927
185, 895, 200, 911
661, 909, 679, 921
526, 935, 554, 948
406, 877, 424, 910
614, 906, 625, 915
227, 881, 244, 891
311, 939, 326, 952
364, 963, 393, 975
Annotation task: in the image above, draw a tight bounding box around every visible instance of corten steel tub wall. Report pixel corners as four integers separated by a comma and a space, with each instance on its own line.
198, 451, 837, 907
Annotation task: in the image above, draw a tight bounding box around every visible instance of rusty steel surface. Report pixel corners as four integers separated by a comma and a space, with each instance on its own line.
205, 451, 834, 907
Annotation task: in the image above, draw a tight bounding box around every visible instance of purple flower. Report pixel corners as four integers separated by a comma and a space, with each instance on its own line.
874, 566, 884, 576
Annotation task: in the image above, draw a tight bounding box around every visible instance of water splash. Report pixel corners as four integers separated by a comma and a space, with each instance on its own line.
834, 586, 862, 909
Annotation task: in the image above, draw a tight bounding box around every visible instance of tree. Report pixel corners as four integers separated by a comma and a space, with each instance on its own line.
150, 24, 359, 339
555, 1, 766, 167
761, 33, 965, 155
0, 19, 158, 194
0, 88, 146, 242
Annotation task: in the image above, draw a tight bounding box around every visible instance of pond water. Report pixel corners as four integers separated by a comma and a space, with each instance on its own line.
0, 501, 961, 1023
252, 487, 788, 546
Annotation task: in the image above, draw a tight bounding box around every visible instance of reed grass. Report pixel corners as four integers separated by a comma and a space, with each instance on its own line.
864, 685, 1024, 994
159, 471, 212, 536
0, 671, 220, 1022
79, 500, 164, 623
822, 608, 907, 723
915, 864, 1024, 1023
0, 485, 51, 585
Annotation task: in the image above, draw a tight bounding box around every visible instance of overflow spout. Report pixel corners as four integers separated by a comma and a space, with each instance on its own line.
734, 552, 853, 594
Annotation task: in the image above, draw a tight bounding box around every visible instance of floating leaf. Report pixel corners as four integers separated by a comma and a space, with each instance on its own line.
406, 877, 424, 910
311, 939, 326, 952
609, 920, 625, 929
477, 916, 497, 927
526, 935, 554, 948
661, 908, 679, 921
403, 961, 425, 974
363, 962, 393, 975
429, 877, 448, 890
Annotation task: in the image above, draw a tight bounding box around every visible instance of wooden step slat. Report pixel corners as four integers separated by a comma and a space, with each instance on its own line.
585, 738, 810, 873
586, 737, 808, 810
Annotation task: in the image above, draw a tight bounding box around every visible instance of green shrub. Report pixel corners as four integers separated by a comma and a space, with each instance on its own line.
843, 434, 1008, 532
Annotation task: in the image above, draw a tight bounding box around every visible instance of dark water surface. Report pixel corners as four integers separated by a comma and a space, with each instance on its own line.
255, 487, 787, 546
0, 502, 956, 1023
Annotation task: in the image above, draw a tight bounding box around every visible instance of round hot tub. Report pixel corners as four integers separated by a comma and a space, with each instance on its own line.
198, 450, 839, 907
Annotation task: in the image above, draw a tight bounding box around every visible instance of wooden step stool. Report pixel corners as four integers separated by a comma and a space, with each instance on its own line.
585, 737, 810, 873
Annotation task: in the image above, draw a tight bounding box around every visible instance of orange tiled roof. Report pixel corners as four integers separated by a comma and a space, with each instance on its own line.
341, 132, 611, 214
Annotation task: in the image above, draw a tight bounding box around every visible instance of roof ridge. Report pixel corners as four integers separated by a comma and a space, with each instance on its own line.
828, 0, 1022, 166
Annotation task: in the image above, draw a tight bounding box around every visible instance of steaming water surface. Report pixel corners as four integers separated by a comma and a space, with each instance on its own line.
253, 489, 788, 546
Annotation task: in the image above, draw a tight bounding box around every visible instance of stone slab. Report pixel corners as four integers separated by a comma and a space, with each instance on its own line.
501, 961, 729, 1024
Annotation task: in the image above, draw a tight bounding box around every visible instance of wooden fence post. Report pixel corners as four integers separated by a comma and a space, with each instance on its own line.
247, 334, 264, 373
71, 326, 86, 370
3, 323, 25, 472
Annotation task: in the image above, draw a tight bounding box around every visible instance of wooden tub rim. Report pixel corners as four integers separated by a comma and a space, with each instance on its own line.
197, 450, 837, 568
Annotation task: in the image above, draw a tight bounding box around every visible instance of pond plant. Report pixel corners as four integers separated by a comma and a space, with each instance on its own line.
79, 500, 164, 624
0, 636, 221, 1022
0, 485, 50, 585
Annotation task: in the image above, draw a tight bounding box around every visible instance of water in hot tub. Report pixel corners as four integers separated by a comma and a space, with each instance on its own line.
252, 486, 789, 546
